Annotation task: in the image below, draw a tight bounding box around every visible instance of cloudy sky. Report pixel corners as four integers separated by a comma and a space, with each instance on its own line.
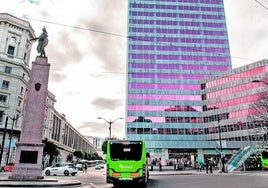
1, 0, 268, 139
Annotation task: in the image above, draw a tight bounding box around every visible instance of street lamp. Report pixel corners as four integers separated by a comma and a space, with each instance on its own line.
253, 127, 268, 144
6, 114, 23, 165
237, 121, 246, 171
97, 117, 123, 138
217, 116, 223, 172
0, 116, 8, 168
261, 127, 268, 143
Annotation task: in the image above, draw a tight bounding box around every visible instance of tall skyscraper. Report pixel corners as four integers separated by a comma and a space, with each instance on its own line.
126, 0, 232, 159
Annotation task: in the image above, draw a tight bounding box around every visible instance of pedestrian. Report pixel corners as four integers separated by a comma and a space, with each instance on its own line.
205, 159, 209, 174
158, 158, 162, 171
150, 159, 154, 171
199, 162, 202, 172
196, 162, 199, 171
83, 163, 87, 173
209, 160, 213, 173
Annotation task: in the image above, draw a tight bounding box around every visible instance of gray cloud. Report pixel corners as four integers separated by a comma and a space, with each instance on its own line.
224, 0, 268, 66
78, 1, 127, 73
48, 30, 85, 67
39, 9, 50, 18
44, 30, 87, 83
91, 97, 123, 110
90, 30, 123, 72
63, 90, 80, 97
34, 1, 127, 83
88, 72, 104, 78
49, 70, 67, 83
76, 121, 110, 137
76, 121, 125, 139
76, 121, 101, 130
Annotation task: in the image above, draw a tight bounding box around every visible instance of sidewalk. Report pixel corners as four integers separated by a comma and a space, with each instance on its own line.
1, 166, 268, 187
148, 165, 268, 176
149, 165, 207, 176
0, 172, 81, 187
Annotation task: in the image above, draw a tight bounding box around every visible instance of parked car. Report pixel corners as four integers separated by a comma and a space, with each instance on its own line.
95, 164, 105, 170
75, 163, 83, 171
44, 163, 77, 176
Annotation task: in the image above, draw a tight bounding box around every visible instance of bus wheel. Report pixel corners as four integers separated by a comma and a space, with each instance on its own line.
140, 181, 147, 188
113, 183, 120, 188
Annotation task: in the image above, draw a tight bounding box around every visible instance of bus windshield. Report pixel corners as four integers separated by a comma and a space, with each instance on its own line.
110, 141, 142, 161
262, 150, 268, 159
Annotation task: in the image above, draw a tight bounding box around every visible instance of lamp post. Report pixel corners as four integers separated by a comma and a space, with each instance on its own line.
0, 117, 8, 168
217, 116, 223, 172
6, 114, 23, 165
253, 127, 268, 144
237, 121, 246, 171
97, 117, 123, 138
262, 127, 268, 143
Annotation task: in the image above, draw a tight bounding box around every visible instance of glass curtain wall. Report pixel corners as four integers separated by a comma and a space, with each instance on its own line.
203, 63, 268, 143
126, 0, 232, 150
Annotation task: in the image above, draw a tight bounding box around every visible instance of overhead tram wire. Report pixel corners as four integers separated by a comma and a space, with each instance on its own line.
255, 0, 268, 11
26, 17, 258, 63
2, 17, 262, 78
27, 17, 127, 38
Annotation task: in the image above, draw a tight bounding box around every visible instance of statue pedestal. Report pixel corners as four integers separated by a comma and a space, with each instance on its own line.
9, 57, 50, 180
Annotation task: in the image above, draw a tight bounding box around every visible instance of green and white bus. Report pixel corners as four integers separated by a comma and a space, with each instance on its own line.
260, 149, 268, 170
106, 140, 149, 187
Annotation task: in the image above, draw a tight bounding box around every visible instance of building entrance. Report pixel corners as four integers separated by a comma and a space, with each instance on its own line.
168, 149, 197, 168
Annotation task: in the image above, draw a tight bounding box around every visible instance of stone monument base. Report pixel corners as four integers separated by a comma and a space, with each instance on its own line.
8, 142, 44, 180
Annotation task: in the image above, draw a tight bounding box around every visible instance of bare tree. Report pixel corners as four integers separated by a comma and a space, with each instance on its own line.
248, 90, 268, 142
248, 91, 268, 123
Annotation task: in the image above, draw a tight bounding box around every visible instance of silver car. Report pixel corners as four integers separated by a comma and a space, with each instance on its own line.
44, 163, 77, 176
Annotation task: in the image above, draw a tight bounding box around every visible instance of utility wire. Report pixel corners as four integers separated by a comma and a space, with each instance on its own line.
28, 17, 128, 38
255, 0, 268, 11
27, 17, 256, 63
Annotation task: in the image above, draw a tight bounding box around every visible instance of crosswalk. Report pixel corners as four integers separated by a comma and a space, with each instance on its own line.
78, 169, 106, 176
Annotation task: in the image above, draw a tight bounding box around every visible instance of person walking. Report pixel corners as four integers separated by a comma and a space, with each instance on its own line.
209, 160, 213, 173
205, 159, 209, 174
199, 162, 202, 172
83, 163, 87, 173
158, 158, 162, 171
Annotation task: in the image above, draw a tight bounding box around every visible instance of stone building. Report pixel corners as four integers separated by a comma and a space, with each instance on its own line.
0, 13, 96, 168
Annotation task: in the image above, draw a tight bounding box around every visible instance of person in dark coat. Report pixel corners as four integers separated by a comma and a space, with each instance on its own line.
158, 158, 162, 171
209, 160, 213, 173
205, 159, 209, 174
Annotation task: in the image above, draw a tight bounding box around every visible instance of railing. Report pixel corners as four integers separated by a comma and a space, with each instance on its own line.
226, 145, 259, 172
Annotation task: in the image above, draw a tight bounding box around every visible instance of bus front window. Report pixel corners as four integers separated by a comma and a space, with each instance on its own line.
262, 151, 268, 159
110, 142, 142, 161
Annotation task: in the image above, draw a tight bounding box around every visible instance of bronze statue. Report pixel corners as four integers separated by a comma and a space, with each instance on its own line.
30, 27, 48, 57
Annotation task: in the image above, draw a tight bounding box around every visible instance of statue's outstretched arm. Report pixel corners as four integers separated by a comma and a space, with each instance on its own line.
30, 37, 39, 41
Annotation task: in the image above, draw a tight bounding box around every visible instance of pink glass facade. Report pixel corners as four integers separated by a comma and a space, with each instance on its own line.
127, 0, 232, 154
202, 60, 268, 143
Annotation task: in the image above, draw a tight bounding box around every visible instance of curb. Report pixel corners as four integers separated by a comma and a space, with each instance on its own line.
150, 172, 198, 176
0, 177, 82, 187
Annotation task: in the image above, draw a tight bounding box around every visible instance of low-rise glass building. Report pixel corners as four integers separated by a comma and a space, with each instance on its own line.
127, 59, 268, 163
201, 59, 268, 158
